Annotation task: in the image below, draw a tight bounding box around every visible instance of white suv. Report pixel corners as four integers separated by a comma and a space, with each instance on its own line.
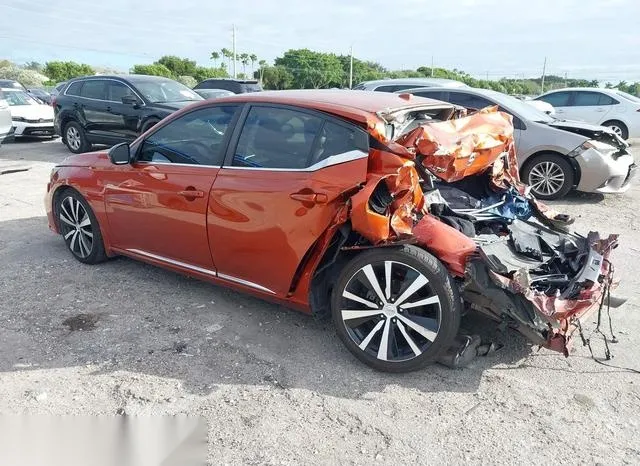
535, 87, 640, 140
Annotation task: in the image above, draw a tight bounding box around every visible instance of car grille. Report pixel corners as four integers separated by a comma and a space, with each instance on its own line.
21, 118, 54, 124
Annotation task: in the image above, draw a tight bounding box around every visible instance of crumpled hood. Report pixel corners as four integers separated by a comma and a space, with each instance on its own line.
548, 119, 628, 150
9, 104, 53, 120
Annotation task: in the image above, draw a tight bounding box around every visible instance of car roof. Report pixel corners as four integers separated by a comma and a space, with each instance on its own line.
358, 78, 468, 88
540, 87, 609, 94
200, 78, 259, 84
401, 86, 494, 97
168, 90, 452, 126
67, 74, 177, 83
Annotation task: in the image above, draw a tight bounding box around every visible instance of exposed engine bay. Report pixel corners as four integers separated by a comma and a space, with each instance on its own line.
343, 106, 623, 362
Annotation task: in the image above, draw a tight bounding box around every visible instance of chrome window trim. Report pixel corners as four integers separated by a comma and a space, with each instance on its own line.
134, 161, 221, 169
64, 77, 146, 105
125, 249, 275, 294
227, 149, 368, 172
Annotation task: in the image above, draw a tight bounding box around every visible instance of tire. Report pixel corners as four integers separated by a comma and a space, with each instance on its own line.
140, 119, 159, 135
602, 120, 629, 140
64, 121, 91, 154
331, 245, 461, 372
56, 189, 107, 264
522, 153, 574, 200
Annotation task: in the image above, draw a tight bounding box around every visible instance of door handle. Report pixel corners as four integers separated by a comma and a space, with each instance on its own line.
106, 106, 112, 112
178, 188, 205, 199
290, 191, 328, 204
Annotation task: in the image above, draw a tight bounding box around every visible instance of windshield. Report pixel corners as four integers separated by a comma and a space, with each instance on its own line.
480, 89, 555, 123
135, 80, 202, 103
4, 90, 38, 106
615, 90, 640, 103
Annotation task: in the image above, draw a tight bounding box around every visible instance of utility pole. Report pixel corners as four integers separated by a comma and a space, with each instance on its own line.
540, 56, 547, 93
349, 45, 353, 89
232, 24, 237, 79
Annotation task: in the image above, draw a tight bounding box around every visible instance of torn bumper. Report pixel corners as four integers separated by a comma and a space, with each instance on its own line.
575, 150, 636, 193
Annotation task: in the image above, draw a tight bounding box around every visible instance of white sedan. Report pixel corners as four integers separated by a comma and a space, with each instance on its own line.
535, 87, 640, 140
1, 88, 55, 138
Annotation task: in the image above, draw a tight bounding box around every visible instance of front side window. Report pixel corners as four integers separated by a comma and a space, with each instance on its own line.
138, 106, 238, 166
233, 107, 323, 169
413, 90, 447, 101
537, 91, 570, 107
80, 80, 106, 100
106, 81, 135, 102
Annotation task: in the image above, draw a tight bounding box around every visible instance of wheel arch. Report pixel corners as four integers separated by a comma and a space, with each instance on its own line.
520, 150, 581, 188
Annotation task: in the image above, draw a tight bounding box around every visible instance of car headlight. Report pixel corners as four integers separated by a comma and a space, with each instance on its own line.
12, 117, 26, 122
567, 140, 615, 157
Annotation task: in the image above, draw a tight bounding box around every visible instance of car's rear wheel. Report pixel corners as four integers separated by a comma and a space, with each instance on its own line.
522, 153, 574, 200
602, 120, 629, 140
331, 245, 460, 372
57, 190, 106, 264
64, 121, 90, 153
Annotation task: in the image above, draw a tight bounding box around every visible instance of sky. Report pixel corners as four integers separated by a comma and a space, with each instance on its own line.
2, 0, 640, 82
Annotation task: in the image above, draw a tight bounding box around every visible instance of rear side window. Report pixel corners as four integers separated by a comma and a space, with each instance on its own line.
447, 92, 493, 110
413, 90, 447, 101
234, 107, 324, 169
80, 80, 106, 100
597, 93, 618, 105
309, 121, 364, 166
538, 92, 570, 107
139, 106, 238, 165
375, 84, 415, 93
65, 81, 83, 96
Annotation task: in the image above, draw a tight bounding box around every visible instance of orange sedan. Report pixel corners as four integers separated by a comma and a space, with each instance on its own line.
45, 90, 621, 372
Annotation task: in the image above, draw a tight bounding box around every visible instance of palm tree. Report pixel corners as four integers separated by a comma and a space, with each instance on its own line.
210, 51, 220, 67
258, 59, 267, 82
249, 53, 257, 74
239, 53, 250, 75
221, 48, 232, 70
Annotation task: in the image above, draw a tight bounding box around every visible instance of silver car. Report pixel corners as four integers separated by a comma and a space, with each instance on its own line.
0, 90, 13, 145
399, 87, 635, 199
353, 78, 468, 93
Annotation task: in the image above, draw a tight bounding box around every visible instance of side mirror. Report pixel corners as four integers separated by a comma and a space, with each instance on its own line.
121, 95, 139, 106
108, 142, 131, 165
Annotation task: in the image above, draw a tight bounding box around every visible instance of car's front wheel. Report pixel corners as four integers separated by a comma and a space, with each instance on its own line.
57, 189, 107, 264
331, 245, 460, 372
522, 153, 574, 200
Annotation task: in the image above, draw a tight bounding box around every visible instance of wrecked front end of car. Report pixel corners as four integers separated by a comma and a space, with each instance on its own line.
346, 106, 623, 360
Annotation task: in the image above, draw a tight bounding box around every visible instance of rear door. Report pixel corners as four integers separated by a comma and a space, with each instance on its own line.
207, 104, 369, 296
566, 91, 617, 124
104, 104, 240, 271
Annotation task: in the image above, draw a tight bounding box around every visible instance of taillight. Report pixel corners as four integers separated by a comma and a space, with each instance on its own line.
51, 97, 57, 108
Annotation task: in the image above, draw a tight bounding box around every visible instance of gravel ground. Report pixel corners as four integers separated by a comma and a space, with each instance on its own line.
1, 138, 640, 465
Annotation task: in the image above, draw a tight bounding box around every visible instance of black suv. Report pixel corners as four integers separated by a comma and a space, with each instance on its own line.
193, 78, 262, 94
54, 75, 203, 153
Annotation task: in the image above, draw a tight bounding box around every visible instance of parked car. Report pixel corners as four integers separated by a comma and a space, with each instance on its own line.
194, 88, 235, 100
45, 90, 623, 372
534, 87, 640, 140
354, 77, 469, 92
50, 81, 67, 98
0, 79, 26, 90
54, 74, 203, 153
400, 86, 635, 199
0, 90, 14, 144
1, 87, 55, 138
194, 78, 262, 94
27, 88, 53, 105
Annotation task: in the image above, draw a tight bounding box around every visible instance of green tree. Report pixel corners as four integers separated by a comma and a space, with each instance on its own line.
221, 48, 232, 71
43, 61, 94, 82
261, 65, 294, 90
131, 63, 173, 77
239, 53, 250, 75
275, 49, 343, 88
257, 59, 267, 82
156, 55, 197, 78
176, 75, 197, 88
249, 53, 258, 74
24, 61, 43, 72
193, 65, 228, 82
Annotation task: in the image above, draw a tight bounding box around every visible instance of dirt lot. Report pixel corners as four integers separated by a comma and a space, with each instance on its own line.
1, 138, 640, 465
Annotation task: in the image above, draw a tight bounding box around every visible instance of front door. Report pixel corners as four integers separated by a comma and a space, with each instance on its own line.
104, 104, 240, 271
103, 80, 140, 141
77, 79, 111, 138
208, 104, 369, 296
